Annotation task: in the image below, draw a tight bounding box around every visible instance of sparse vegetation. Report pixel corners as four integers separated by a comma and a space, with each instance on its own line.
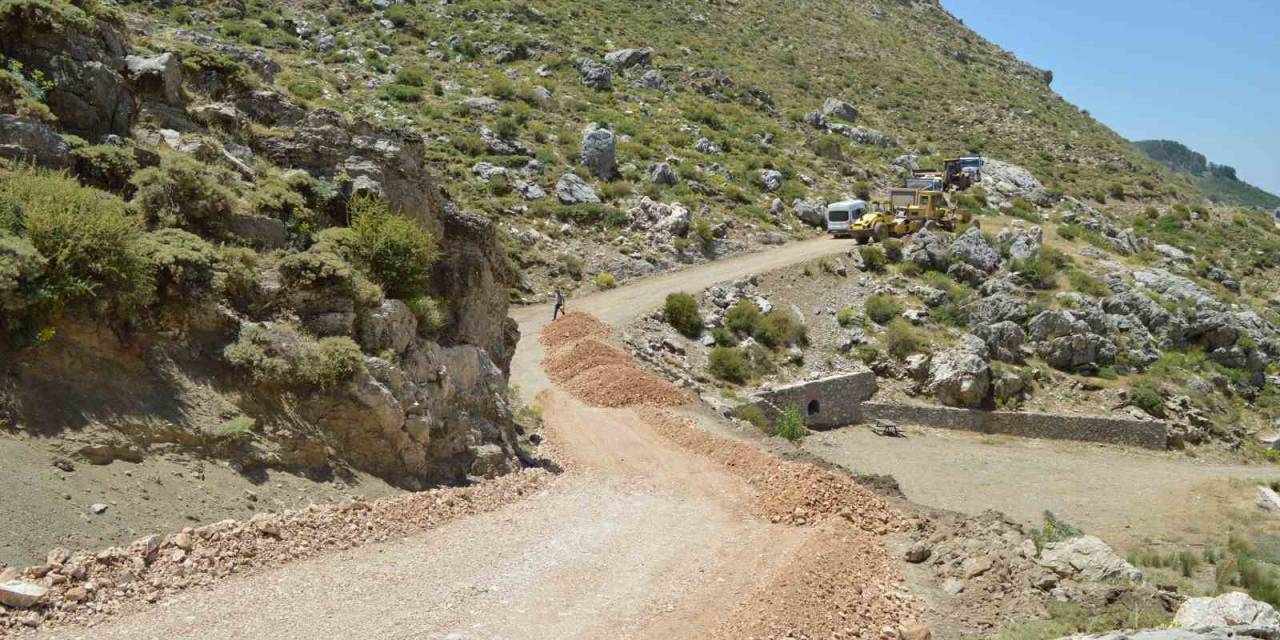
663, 292, 703, 338
775, 406, 807, 442
865, 294, 902, 325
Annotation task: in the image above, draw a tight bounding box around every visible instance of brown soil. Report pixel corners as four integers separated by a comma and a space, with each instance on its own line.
542, 313, 690, 409
539, 311, 612, 348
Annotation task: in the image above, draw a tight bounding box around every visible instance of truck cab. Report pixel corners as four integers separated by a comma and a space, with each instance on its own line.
825, 200, 866, 237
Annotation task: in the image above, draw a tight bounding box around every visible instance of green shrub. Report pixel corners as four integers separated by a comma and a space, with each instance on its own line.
775, 406, 807, 442
755, 307, 806, 348
724, 298, 762, 335
224, 323, 365, 388
0, 59, 55, 122
865, 294, 902, 325
836, 305, 859, 327
279, 245, 353, 290
664, 292, 703, 338
214, 416, 255, 436
217, 245, 258, 308
1030, 511, 1083, 551
347, 196, 439, 298
883, 318, 922, 359
711, 326, 738, 347
558, 253, 583, 280
0, 167, 152, 323
380, 83, 423, 103
140, 228, 220, 305
1132, 380, 1165, 417
69, 144, 137, 193
881, 237, 903, 262
593, 271, 617, 290
1066, 268, 1109, 298
486, 71, 516, 100
130, 154, 238, 234
383, 4, 413, 27
708, 346, 751, 383
731, 404, 770, 432
406, 296, 448, 336
859, 244, 887, 271
1012, 256, 1059, 289
250, 176, 314, 227
0, 234, 46, 329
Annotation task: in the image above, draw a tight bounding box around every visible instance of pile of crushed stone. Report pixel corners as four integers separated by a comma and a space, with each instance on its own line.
541, 313, 689, 409
539, 311, 610, 348
0, 470, 552, 636
637, 408, 903, 532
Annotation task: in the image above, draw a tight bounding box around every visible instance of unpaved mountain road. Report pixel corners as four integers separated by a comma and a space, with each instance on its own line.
39, 238, 856, 640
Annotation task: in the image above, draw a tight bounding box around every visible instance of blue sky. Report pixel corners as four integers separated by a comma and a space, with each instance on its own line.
941, 0, 1280, 198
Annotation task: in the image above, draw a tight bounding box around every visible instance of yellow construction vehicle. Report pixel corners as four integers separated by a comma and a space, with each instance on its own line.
889, 188, 970, 232
848, 199, 898, 244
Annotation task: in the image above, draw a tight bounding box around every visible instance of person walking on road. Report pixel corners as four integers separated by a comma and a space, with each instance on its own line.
552, 289, 566, 320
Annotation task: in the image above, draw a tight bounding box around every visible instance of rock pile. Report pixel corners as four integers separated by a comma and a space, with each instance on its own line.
541, 312, 689, 408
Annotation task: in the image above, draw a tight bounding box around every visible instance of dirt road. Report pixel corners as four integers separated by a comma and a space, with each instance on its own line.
806, 426, 1280, 549
39, 238, 858, 639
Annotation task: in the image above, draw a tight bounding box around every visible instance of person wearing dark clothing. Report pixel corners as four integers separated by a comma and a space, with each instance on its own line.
552, 289, 566, 320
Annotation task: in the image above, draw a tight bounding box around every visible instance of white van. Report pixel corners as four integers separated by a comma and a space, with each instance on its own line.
825, 200, 866, 237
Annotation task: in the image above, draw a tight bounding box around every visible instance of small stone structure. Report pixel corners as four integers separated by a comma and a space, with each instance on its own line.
748, 371, 878, 430
744, 374, 1168, 449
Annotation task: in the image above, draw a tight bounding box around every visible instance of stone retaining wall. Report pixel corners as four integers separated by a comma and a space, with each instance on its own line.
858, 401, 1167, 449
744, 374, 1167, 449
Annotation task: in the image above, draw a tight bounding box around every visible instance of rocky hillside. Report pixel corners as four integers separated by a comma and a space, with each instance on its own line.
0, 0, 537, 548
1135, 139, 1280, 211
0, 0, 1208, 297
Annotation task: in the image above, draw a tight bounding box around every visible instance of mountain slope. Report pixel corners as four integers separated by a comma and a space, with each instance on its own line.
1135, 139, 1280, 210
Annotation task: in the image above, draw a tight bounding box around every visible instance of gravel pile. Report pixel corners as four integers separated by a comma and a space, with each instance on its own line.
542, 313, 690, 409
0, 470, 552, 635
539, 311, 611, 348
638, 408, 903, 532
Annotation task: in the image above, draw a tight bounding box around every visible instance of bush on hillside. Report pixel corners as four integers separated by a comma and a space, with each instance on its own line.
884, 318, 923, 359
0, 167, 153, 323
140, 228, 221, 305
406, 296, 448, 336
724, 298, 762, 335
224, 323, 365, 388
755, 307, 806, 348
708, 346, 752, 383
130, 154, 238, 234
859, 245, 887, 272
775, 406, 807, 442
1132, 380, 1165, 418
881, 238, 903, 262
865, 294, 902, 325
0, 234, 46, 322
70, 144, 137, 193
347, 196, 439, 299
593, 271, 617, 290
664, 292, 703, 338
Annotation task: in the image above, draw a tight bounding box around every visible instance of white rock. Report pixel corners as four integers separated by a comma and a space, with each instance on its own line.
1174, 591, 1280, 630
1037, 535, 1143, 583
0, 580, 48, 608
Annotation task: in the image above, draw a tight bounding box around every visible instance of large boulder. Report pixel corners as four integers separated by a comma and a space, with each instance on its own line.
1000, 225, 1043, 262
759, 169, 784, 192
1037, 535, 1143, 583
926, 348, 990, 408
576, 57, 612, 90
0, 579, 48, 608
980, 158, 1050, 206
1134, 268, 1222, 310
556, 173, 599, 204
822, 97, 857, 121
628, 197, 690, 238
358, 299, 418, 354
949, 227, 1001, 273
1, 16, 135, 139
972, 321, 1026, 363
580, 124, 619, 180
604, 47, 653, 69
968, 294, 1028, 326
906, 227, 952, 272
792, 198, 826, 228
650, 161, 679, 186
125, 52, 183, 105
1028, 310, 1116, 370
0, 114, 70, 168
1174, 592, 1280, 630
